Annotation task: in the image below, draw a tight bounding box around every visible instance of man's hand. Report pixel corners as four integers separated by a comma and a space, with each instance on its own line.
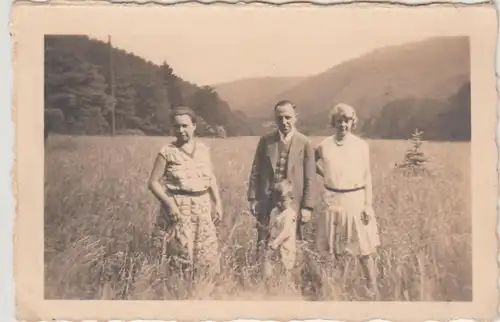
165, 204, 181, 223
300, 208, 312, 224
213, 203, 223, 224
249, 200, 260, 217
361, 205, 375, 225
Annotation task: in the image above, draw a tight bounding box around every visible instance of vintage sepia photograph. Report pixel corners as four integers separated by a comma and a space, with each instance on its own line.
12, 4, 498, 321
44, 27, 473, 302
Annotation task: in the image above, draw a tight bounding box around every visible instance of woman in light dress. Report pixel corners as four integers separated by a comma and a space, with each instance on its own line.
148, 106, 223, 294
314, 103, 381, 297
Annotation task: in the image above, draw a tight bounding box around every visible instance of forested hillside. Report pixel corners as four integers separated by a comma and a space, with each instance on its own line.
216, 36, 471, 141
44, 35, 260, 137
45, 35, 471, 141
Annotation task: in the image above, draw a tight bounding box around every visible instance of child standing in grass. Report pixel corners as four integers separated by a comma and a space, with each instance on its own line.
262, 180, 298, 292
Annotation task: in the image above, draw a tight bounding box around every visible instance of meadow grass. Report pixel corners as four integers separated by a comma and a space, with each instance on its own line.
44, 134, 471, 301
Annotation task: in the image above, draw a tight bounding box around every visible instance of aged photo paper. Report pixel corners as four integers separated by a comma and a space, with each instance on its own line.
11, 3, 498, 321
11, 0, 495, 6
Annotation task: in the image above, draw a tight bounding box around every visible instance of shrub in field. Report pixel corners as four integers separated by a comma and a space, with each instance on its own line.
395, 128, 432, 177
215, 125, 227, 138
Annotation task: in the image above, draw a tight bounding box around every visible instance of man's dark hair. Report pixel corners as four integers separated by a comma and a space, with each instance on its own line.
274, 100, 296, 111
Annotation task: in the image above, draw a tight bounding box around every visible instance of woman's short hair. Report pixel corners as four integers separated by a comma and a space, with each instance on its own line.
329, 103, 358, 129
170, 106, 197, 125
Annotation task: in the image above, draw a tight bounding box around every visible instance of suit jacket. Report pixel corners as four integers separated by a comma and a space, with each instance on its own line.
247, 130, 316, 222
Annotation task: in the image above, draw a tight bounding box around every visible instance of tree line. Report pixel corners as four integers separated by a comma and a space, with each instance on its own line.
289, 82, 471, 141
44, 35, 261, 138
44, 35, 471, 141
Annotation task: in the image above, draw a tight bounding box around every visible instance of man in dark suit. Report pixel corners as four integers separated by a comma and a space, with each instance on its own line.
247, 100, 316, 261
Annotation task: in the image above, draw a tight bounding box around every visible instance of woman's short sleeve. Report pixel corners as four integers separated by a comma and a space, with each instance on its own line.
315, 137, 329, 160
158, 145, 170, 161
200, 143, 216, 177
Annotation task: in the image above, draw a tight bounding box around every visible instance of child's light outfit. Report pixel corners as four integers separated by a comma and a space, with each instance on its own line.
315, 133, 380, 258
263, 206, 297, 278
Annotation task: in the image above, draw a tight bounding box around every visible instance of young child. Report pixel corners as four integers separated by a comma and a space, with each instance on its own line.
262, 179, 298, 290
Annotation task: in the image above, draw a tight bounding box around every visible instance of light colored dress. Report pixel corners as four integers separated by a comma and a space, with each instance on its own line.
152, 140, 220, 278
266, 207, 297, 270
315, 133, 380, 257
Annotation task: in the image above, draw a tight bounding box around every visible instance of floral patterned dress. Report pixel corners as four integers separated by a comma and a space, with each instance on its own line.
152, 140, 220, 279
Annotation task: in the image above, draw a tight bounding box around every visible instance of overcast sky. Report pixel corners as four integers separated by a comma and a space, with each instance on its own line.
88, 7, 471, 85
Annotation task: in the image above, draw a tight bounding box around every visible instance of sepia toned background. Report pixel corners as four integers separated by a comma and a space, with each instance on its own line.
43, 33, 472, 302
12, 4, 498, 321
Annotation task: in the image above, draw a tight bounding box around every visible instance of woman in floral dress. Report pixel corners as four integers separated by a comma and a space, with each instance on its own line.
148, 106, 223, 290
315, 103, 381, 298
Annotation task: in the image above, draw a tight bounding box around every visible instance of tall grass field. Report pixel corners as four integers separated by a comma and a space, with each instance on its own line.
44, 135, 471, 301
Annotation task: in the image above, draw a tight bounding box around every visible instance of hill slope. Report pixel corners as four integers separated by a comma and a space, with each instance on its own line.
254, 36, 471, 140
213, 76, 305, 114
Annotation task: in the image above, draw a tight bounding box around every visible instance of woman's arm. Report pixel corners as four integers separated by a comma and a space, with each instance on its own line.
363, 143, 373, 207
209, 171, 223, 212
207, 149, 223, 222
148, 154, 179, 216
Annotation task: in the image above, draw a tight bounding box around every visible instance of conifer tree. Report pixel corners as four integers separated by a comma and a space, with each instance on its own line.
396, 128, 431, 176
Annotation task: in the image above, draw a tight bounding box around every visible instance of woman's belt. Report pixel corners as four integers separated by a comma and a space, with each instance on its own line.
324, 185, 365, 193
167, 188, 209, 196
